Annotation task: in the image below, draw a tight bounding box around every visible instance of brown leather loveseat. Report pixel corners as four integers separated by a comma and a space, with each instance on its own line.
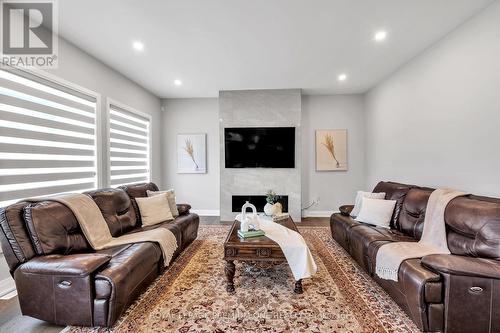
331, 181, 500, 333
0, 182, 199, 327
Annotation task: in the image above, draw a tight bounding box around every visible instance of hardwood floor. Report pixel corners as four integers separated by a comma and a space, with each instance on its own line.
0, 216, 330, 332
0, 296, 64, 333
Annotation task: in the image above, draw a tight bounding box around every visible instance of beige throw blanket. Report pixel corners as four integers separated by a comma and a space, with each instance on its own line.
375, 188, 466, 281
28, 194, 177, 267
236, 214, 318, 280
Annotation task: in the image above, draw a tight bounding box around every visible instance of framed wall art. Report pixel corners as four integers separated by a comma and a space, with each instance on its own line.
315, 129, 347, 171
177, 133, 207, 173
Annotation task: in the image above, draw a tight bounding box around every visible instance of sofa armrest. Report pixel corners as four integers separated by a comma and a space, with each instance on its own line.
339, 204, 354, 216
177, 203, 191, 216
422, 254, 500, 279
422, 254, 500, 333
18, 253, 111, 277
14, 253, 111, 326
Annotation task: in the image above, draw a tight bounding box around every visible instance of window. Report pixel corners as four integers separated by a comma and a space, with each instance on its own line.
108, 101, 151, 187
0, 68, 99, 207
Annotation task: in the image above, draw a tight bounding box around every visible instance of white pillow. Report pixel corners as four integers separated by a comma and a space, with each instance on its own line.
351, 191, 386, 217
136, 193, 173, 226
147, 189, 179, 217
355, 197, 396, 229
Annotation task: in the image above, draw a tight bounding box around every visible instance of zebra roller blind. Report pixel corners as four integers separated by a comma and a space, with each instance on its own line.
0, 68, 98, 207
109, 104, 150, 187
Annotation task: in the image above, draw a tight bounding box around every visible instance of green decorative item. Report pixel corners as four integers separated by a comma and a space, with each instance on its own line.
264, 190, 281, 216
266, 190, 280, 204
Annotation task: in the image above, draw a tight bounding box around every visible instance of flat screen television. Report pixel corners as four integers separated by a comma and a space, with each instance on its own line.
224, 127, 295, 168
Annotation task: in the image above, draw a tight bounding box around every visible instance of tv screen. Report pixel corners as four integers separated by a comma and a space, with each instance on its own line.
224, 127, 295, 168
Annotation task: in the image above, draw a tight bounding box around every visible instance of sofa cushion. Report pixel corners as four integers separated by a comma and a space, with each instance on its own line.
128, 212, 200, 259
23, 201, 90, 255
136, 193, 173, 226
330, 213, 361, 251
95, 242, 162, 325
445, 195, 500, 258
349, 225, 415, 271
373, 181, 416, 230
355, 197, 396, 228
147, 189, 179, 217
398, 188, 433, 239
85, 188, 138, 237
351, 191, 386, 217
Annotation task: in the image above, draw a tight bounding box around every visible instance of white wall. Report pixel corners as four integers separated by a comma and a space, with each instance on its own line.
301, 95, 365, 215
47, 37, 162, 185
161, 94, 365, 217
161, 98, 220, 214
364, 1, 500, 195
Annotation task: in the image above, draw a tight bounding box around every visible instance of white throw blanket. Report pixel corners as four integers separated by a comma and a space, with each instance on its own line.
375, 188, 466, 281
28, 194, 178, 267
236, 214, 317, 280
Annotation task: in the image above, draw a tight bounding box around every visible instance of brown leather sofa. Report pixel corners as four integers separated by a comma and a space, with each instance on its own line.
331, 181, 500, 333
0, 182, 199, 327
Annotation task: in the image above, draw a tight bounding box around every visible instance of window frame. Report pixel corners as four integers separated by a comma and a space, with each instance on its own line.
105, 98, 152, 187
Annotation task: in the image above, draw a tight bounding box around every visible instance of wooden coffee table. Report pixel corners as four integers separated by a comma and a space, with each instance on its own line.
223, 216, 303, 294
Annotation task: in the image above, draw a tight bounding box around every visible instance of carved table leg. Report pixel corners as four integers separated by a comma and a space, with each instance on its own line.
294, 279, 303, 294
225, 260, 236, 293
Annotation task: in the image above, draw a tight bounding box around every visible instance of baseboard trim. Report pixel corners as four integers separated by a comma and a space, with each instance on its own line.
302, 210, 337, 218
0, 277, 16, 299
192, 209, 336, 218
191, 209, 220, 216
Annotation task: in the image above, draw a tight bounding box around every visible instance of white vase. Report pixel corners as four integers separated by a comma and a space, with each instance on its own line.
240, 201, 257, 232
264, 203, 275, 216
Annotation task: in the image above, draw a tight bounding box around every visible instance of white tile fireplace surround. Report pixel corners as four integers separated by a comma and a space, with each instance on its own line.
219, 89, 302, 221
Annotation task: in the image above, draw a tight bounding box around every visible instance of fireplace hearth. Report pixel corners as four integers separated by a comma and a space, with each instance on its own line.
232, 195, 289, 213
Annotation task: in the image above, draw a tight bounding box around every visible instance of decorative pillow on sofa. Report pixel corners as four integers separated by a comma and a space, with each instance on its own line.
136, 193, 173, 226
351, 191, 386, 217
147, 189, 179, 217
355, 197, 396, 229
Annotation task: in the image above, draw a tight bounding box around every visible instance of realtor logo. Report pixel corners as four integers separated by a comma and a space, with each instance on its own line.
1, 0, 58, 68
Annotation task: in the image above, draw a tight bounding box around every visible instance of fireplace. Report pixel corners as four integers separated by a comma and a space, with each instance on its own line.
231, 195, 289, 213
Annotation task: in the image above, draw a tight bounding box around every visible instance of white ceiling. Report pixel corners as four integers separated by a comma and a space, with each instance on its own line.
58, 0, 494, 98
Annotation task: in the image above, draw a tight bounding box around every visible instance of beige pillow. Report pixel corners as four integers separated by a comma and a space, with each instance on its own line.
351, 191, 386, 217
136, 193, 173, 226
356, 197, 396, 229
147, 189, 179, 217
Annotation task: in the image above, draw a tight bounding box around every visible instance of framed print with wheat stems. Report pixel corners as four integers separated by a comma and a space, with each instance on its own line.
177, 133, 207, 173
315, 129, 347, 171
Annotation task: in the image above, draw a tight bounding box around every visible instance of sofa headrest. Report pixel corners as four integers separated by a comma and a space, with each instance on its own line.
119, 182, 159, 199
398, 188, 433, 239
446, 195, 500, 259
23, 201, 90, 256
0, 202, 36, 273
85, 188, 138, 237
118, 182, 159, 224
372, 181, 417, 229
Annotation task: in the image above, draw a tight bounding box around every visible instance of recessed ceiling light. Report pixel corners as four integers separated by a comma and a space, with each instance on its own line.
374, 30, 387, 42
132, 41, 144, 51
174, 79, 182, 86
337, 73, 347, 82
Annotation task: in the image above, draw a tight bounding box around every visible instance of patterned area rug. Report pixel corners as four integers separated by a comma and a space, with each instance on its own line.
66, 226, 419, 333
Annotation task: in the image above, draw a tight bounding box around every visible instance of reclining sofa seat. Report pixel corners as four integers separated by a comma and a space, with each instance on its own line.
330, 181, 500, 333
0, 182, 199, 327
